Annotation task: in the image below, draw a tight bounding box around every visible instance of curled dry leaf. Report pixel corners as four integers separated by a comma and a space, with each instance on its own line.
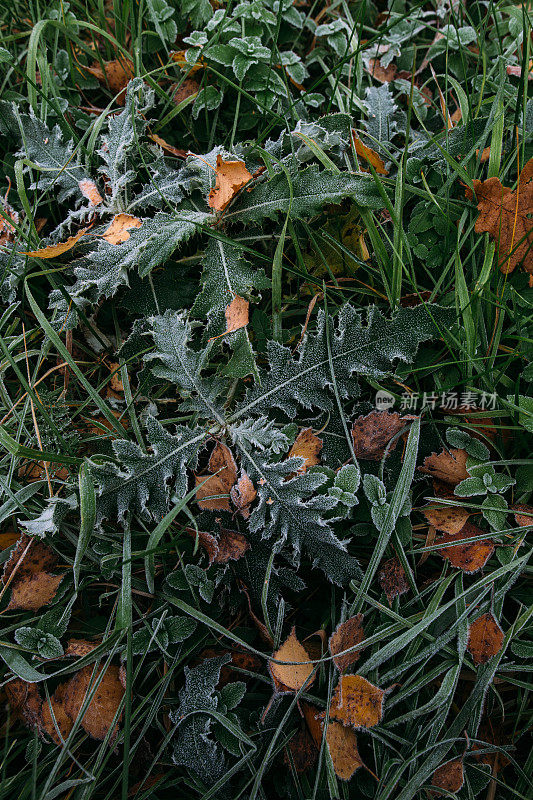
418, 448, 469, 485
351, 410, 412, 461
422, 502, 471, 535
365, 57, 398, 83
269, 627, 315, 693
430, 758, 464, 795
101, 214, 142, 245
78, 179, 103, 206
329, 674, 385, 730
149, 133, 187, 159
195, 442, 237, 512
465, 158, 533, 276
287, 428, 323, 476
352, 133, 388, 175
2, 534, 64, 611
326, 720, 363, 781
513, 504, 533, 528
328, 614, 364, 673
0, 200, 19, 245
435, 522, 494, 573
230, 471, 257, 519
379, 557, 409, 605
63, 664, 125, 740
467, 612, 504, 666
208, 155, 253, 212
85, 59, 134, 105
22, 228, 88, 258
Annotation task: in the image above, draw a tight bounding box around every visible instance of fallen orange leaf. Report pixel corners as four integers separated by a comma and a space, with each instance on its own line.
78, 179, 103, 206
326, 720, 363, 780
195, 442, 237, 512
430, 759, 464, 795
208, 155, 253, 212
287, 428, 323, 476
22, 228, 88, 258
85, 59, 134, 105
435, 521, 494, 573
328, 615, 364, 673
269, 627, 315, 693
418, 448, 469, 485
329, 674, 384, 729
465, 158, 533, 275
467, 612, 504, 665
101, 214, 142, 245
352, 133, 388, 174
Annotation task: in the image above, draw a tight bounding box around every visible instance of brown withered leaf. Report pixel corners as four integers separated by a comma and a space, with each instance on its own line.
22, 228, 88, 258
418, 448, 469, 485
284, 726, 318, 772
230, 471, 257, 519
195, 442, 237, 512
3, 534, 64, 611
513, 504, 533, 528
101, 214, 142, 245
63, 665, 124, 741
352, 133, 388, 174
269, 627, 315, 693
326, 720, 363, 781
40, 683, 73, 744
78, 179, 103, 206
465, 158, 533, 275
173, 78, 200, 104
8, 572, 63, 612
379, 557, 409, 605
0, 200, 19, 245
329, 674, 385, 730
302, 702, 323, 749
435, 522, 494, 573
186, 527, 219, 565
365, 57, 397, 82
351, 410, 411, 461
473, 719, 511, 771
431, 759, 464, 795
3, 534, 55, 582
85, 59, 134, 105
467, 612, 504, 666
64, 639, 99, 658
328, 615, 364, 673
5, 679, 41, 728
149, 133, 187, 159
208, 155, 253, 212
222, 296, 249, 335
287, 428, 323, 477
214, 528, 249, 564
422, 502, 471, 534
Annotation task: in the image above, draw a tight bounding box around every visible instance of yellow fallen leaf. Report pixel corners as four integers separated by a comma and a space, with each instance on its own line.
269, 627, 315, 693
208, 155, 253, 212
101, 214, 142, 245
22, 228, 88, 258
352, 133, 388, 175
